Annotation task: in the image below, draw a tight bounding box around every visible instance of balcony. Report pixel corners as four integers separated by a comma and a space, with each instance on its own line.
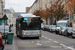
2, 0, 5, 8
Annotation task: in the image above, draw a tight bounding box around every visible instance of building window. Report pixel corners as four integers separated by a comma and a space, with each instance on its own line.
9, 15, 11, 17
4, 10, 6, 12
9, 19, 11, 23
14, 19, 16, 22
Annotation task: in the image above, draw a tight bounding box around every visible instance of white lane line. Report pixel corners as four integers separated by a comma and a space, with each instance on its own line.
43, 36, 75, 50
60, 44, 75, 50
50, 46, 62, 48
53, 41, 59, 43
36, 43, 42, 46
44, 37, 48, 39
60, 44, 67, 47
31, 41, 34, 43
42, 36, 44, 37
48, 39, 52, 41
67, 47, 75, 50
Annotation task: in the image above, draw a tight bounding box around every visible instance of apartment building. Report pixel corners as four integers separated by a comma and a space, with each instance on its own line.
27, 0, 66, 25
0, 0, 5, 18
4, 9, 14, 26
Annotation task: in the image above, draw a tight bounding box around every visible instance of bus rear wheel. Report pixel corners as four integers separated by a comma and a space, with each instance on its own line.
17, 34, 19, 37
35, 37, 39, 39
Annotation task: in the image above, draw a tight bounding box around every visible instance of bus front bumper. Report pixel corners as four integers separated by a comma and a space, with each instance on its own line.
22, 34, 41, 37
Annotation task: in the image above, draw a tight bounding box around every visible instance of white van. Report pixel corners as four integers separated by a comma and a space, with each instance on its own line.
72, 23, 75, 37
56, 20, 69, 34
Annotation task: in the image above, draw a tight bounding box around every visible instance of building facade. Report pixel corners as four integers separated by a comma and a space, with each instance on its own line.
0, 0, 5, 18
27, 0, 66, 25
4, 9, 14, 26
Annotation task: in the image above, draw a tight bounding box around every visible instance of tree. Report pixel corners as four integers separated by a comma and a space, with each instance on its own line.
52, 0, 64, 20
33, 10, 40, 16
65, 0, 75, 15
40, 8, 50, 24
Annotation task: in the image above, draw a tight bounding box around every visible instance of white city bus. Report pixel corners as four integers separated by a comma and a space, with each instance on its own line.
16, 14, 42, 38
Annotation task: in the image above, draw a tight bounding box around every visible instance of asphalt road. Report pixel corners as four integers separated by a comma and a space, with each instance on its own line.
12, 28, 75, 50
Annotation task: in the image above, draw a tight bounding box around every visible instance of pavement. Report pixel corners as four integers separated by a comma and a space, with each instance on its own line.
3, 27, 18, 50
3, 27, 75, 50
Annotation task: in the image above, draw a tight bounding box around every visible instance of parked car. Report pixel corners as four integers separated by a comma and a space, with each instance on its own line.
0, 25, 9, 39
56, 20, 69, 34
48, 25, 51, 31
72, 23, 75, 38
59, 27, 67, 35
41, 24, 44, 29
50, 25, 56, 32
66, 27, 72, 37
43, 25, 49, 30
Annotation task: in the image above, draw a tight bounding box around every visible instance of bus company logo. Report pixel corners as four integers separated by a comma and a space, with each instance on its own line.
32, 32, 34, 33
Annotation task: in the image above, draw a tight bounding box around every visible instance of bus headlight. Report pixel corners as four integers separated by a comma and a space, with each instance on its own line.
22, 32, 26, 35
24, 33, 26, 35
38, 32, 40, 34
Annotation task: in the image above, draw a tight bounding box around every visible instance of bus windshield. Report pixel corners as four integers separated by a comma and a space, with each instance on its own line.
21, 17, 41, 30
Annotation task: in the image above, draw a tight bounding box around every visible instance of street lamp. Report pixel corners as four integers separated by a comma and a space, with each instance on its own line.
50, 1, 52, 24
2, 14, 8, 44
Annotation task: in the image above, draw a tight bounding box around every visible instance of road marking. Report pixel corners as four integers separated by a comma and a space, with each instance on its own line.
42, 36, 44, 37
50, 46, 62, 48
31, 41, 34, 43
48, 39, 52, 41
36, 43, 42, 46
53, 41, 59, 43
60, 44, 75, 50
44, 37, 48, 39
43, 36, 75, 50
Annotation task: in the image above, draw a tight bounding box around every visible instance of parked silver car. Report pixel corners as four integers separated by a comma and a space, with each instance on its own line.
41, 24, 44, 29
50, 25, 56, 32
43, 25, 49, 30
0, 25, 9, 38
48, 25, 51, 31
59, 27, 67, 35
66, 27, 72, 37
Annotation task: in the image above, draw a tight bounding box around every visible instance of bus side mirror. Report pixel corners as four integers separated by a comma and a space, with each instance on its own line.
40, 20, 43, 23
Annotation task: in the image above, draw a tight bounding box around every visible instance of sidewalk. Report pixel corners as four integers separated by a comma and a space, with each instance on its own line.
3, 27, 18, 50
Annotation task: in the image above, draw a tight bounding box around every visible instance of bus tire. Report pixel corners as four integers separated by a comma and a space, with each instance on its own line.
36, 37, 39, 39
17, 35, 19, 37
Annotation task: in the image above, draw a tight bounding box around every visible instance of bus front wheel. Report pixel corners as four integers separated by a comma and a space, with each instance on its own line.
17, 34, 19, 37
35, 37, 39, 39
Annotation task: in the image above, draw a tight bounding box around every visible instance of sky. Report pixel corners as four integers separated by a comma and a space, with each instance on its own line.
5, 0, 35, 12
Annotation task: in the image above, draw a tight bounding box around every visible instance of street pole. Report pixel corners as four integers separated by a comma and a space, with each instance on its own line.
4, 19, 6, 44
2, 14, 8, 44
50, 1, 52, 25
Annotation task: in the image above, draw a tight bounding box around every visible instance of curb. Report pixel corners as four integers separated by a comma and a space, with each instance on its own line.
14, 37, 18, 50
